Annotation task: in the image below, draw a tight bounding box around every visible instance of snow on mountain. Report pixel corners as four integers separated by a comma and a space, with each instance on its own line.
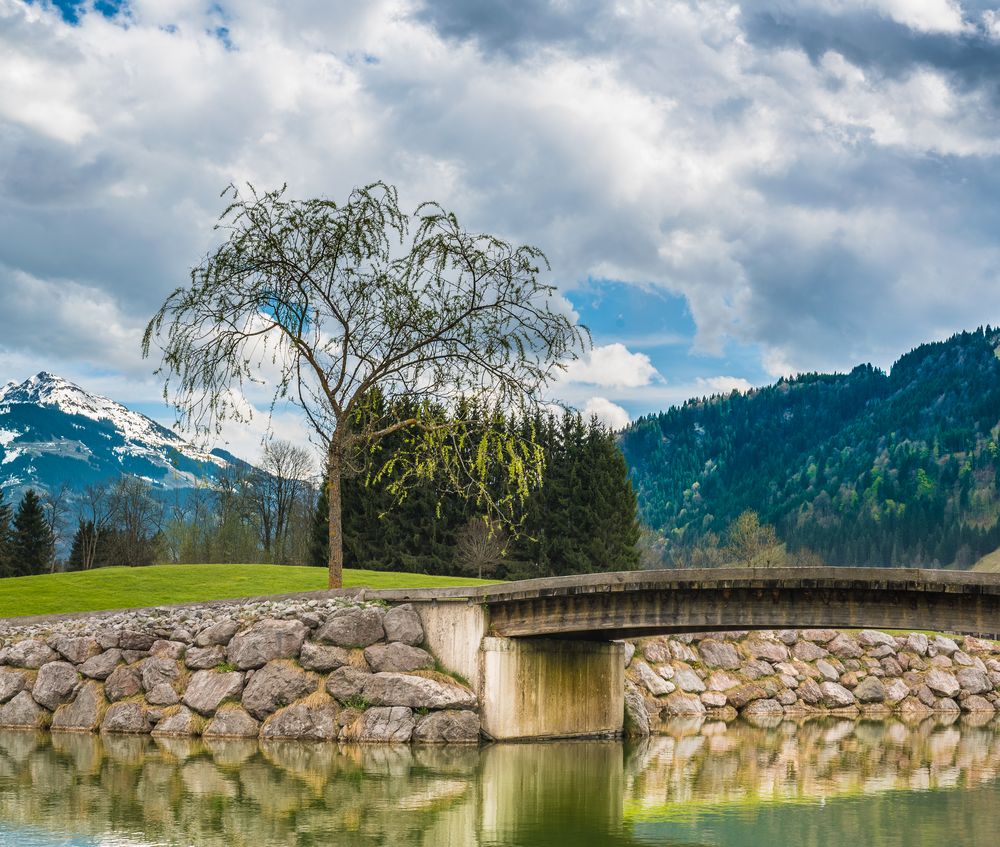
0, 372, 242, 497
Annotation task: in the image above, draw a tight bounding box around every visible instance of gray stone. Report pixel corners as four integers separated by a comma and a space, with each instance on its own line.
341, 706, 414, 742
673, 666, 706, 693
362, 673, 477, 710
660, 691, 706, 716
926, 669, 961, 698
957, 667, 991, 695
96, 630, 119, 650
51, 681, 105, 731
299, 641, 351, 672
816, 660, 840, 682
792, 640, 828, 661
742, 660, 775, 680
961, 694, 995, 713
962, 636, 997, 654
79, 649, 122, 680
363, 643, 435, 673
315, 607, 385, 648
777, 630, 799, 646
0, 691, 49, 728
706, 671, 741, 691
867, 645, 895, 659
727, 683, 767, 709
228, 619, 308, 669
119, 631, 155, 651
698, 639, 741, 669
854, 675, 886, 704
622, 642, 636, 668
623, 680, 650, 737
906, 633, 929, 655
827, 634, 863, 659
261, 699, 339, 740
777, 689, 798, 706
858, 629, 896, 649
745, 639, 789, 663
642, 640, 671, 664
634, 661, 671, 696
141, 657, 181, 693
241, 662, 317, 720
195, 620, 239, 647
935, 697, 961, 713
885, 678, 910, 704
183, 670, 245, 716
881, 657, 903, 677
932, 635, 959, 656
743, 697, 783, 718
326, 666, 372, 703
31, 662, 78, 710
50, 636, 100, 664
382, 604, 424, 646
700, 690, 728, 708
104, 665, 142, 702
0, 669, 28, 704
147, 683, 180, 706
413, 709, 481, 743
202, 706, 260, 738
151, 706, 202, 736
101, 702, 150, 734
670, 640, 699, 663
5, 639, 57, 669
150, 640, 186, 660
801, 629, 837, 643
184, 645, 227, 670
820, 681, 855, 708
952, 650, 975, 667
916, 684, 937, 707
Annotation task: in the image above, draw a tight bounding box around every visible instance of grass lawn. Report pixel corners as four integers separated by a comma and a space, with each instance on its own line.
0, 564, 499, 619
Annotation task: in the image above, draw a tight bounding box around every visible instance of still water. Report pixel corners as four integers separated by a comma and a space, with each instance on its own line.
1, 716, 999, 846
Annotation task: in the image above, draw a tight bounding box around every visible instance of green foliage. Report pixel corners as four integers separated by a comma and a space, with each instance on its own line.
0, 490, 12, 578
11, 489, 54, 576
343, 695, 371, 711
620, 327, 1000, 569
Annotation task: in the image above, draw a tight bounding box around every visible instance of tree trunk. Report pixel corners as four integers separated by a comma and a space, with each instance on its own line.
327, 447, 344, 589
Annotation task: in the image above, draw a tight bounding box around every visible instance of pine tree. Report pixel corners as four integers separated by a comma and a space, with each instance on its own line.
11, 490, 54, 576
0, 490, 13, 578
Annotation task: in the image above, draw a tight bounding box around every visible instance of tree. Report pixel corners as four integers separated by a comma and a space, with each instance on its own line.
144, 182, 587, 587
253, 439, 314, 564
107, 477, 162, 566
0, 490, 13, 578
11, 490, 54, 576
41, 483, 70, 573
725, 510, 785, 568
455, 517, 507, 579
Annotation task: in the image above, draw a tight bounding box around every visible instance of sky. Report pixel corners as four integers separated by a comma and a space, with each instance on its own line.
3, 0, 1000, 461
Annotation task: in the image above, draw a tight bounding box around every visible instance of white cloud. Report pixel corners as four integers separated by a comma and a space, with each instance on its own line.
694, 376, 753, 396
583, 397, 630, 430
563, 343, 660, 388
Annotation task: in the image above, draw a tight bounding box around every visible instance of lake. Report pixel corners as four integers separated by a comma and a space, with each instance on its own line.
1, 715, 998, 845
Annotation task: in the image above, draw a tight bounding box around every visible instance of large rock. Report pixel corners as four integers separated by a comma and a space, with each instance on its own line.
382, 604, 424, 646
150, 640, 186, 660
885, 678, 910, 704
701, 691, 728, 708
118, 631, 155, 651
800, 629, 837, 643
147, 683, 180, 706
660, 691, 706, 716
796, 679, 823, 705
0, 669, 29, 704
932, 635, 959, 656
315, 607, 385, 648
202, 706, 260, 738
793, 640, 829, 662
634, 661, 672, 696
228, 619, 308, 669
698, 639, 740, 669
745, 639, 789, 663
5, 639, 57, 669
341, 706, 415, 742
299, 642, 351, 672
854, 675, 886, 704
906, 633, 929, 656
101, 702, 150, 734
184, 646, 227, 670
961, 695, 995, 713
195, 620, 239, 647
858, 630, 896, 649
623, 680, 650, 738
815, 660, 840, 682
743, 697, 783, 718
261, 698, 339, 740
363, 643, 435, 673
820, 681, 855, 708
706, 671, 741, 691
727, 683, 767, 709
326, 666, 372, 703
362, 673, 477, 710
151, 706, 203, 737
183, 670, 245, 716
962, 636, 997, 655
52, 681, 105, 731
413, 710, 481, 743
827, 634, 863, 659
104, 665, 142, 702
140, 657, 181, 693
241, 662, 317, 720
50, 636, 100, 664
79, 649, 122, 680
0, 691, 49, 728
926, 669, 961, 698
31, 662, 79, 710
956, 667, 991, 695
673, 666, 706, 693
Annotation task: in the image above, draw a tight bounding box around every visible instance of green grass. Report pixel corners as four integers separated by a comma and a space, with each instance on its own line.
0, 564, 499, 619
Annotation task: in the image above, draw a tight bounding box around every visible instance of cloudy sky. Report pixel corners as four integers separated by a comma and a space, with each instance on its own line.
3, 0, 1000, 459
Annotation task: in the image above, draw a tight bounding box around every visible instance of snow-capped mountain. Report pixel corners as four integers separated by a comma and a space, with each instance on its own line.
0, 372, 244, 497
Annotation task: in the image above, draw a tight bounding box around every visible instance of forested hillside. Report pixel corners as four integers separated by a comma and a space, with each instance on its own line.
620, 328, 1000, 568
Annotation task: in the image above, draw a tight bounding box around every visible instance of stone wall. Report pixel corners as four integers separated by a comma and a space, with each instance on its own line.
0, 598, 480, 743
623, 628, 1000, 736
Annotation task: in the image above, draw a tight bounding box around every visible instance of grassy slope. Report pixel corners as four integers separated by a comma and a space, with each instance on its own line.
972, 548, 1000, 572
0, 564, 499, 619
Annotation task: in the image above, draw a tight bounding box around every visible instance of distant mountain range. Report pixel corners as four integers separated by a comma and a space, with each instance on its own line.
620, 328, 1000, 569
0, 372, 243, 500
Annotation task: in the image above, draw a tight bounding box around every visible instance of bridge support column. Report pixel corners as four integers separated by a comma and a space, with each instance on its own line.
480, 636, 624, 740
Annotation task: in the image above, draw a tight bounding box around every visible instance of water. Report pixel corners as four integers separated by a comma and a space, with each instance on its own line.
1, 716, 999, 846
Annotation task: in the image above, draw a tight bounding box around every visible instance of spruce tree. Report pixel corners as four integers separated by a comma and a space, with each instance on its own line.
0, 490, 12, 578
12, 490, 54, 576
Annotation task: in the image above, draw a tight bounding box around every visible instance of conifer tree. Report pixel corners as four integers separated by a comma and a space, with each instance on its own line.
0, 490, 12, 578
11, 490, 54, 576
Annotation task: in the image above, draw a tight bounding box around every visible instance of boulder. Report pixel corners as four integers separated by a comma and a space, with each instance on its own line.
51, 681, 105, 731
0, 669, 29, 704
777, 689, 798, 706
745, 639, 789, 663
315, 607, 385, 649
642, 640, 671, 664
880, 657, 903, 677
363, 643, 435, 673
962, 636, 997, 655
184, 646, 227, 670
183, 670, 245, 716
362, 673, 477, 710
623, 679, 650, 737
382, 604, 424, 646
5, 639, 57, 669
906, 633, 929, 656
151, 706, 203, 736
118, 631, 155, 651
800, 629, 837, 643
261, 699, 339, 740
79, 649, 122, 680
228, 619, 308, 669
140, 657, 181, 693
820, 681, 855, 709
202, 706, 260, 738
926, 669, 961, 698
885, 679, 910, 704
195, 620, 239, 647
299, 642, 352, 672
31, 662, 79, 710
854, 675, 886, 704
815, 660, 840, 682
706, 671, 741, 691
50, 636, 100, 664
101, 702, 151, 734
241, 662, 317, 720
673, 666, 706, 693
961, 695, 995, 713
413, 709, 481, 743
0, 691, 49, 728
858, 630, 895, 649
827, 634, 863, 659
932, 635, 959, 656
777, 630, 799, 645
104, 665, 142, 702
726, 683, 767, 709
742, 660, 775, 680
341, 706, 415, 742
898, 696, 933, 720
700, 691, 728, 708
326, 666, 372, 703
952, 650, 975, 667
634, 661, 672, 696
792, 640, 828, 661
147, 683, 180, 706
660, 691, 706, 716
956, 667, 991, 695
698, 639, 741, 669
150, 640, 186, 660
743, 697, 783, 718
935, 697, 960, 713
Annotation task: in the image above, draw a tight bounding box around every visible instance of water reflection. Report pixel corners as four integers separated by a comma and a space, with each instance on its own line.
1, 716, 999, 846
